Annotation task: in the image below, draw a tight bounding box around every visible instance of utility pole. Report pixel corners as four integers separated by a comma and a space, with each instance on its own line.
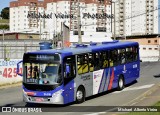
3, 29, 4, 41
77, 0, 82, 44
158, 35, 160, 61
2, 29, 4, 59
39, 19, 41, 40
113, 1, 116, 40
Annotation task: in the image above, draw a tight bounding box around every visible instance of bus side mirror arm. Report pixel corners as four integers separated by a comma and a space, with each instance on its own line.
64, 72, 70, 78
16, 60, 23, 77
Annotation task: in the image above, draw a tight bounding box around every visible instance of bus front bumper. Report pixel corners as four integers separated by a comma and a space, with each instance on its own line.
23, 93, 64, 104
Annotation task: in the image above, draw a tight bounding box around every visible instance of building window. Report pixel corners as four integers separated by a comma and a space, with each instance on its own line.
149, 48, 152, 50
155, 48, 158, 50
155, 40, 157, 43
148, 40, 151, 43
143, 48, 146, 50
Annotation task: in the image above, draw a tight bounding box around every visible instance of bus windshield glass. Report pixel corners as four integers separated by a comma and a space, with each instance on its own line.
23, 54, 62, 85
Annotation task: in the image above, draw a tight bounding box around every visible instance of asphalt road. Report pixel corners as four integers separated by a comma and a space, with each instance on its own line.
0, 62, 160, 115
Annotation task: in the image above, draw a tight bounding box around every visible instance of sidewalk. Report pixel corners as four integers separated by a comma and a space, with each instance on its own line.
107, 84, 160, 115
0, 82, 22, 90
125, 84, 160, 106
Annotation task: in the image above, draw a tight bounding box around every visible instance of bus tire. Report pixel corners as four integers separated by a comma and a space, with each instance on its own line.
76, 86, 85, 104
117, 75, 124, 91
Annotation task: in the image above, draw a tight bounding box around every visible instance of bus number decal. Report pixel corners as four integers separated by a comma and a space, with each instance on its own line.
133, 64, 137, 68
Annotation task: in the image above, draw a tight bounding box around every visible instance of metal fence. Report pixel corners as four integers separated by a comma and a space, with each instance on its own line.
0, 39, 52, 60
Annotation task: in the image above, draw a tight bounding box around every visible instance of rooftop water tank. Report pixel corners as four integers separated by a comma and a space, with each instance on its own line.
39, 42, 52, 50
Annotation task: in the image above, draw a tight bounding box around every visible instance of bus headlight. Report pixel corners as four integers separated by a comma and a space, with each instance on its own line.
52, 89, 63, 97
51, 90, 64, 103
23, 89, 27, 95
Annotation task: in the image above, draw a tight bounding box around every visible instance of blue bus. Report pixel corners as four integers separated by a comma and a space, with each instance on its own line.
19, 40, 140, 104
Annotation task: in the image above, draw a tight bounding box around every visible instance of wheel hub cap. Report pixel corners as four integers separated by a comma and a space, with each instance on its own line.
77, 91, 83, 100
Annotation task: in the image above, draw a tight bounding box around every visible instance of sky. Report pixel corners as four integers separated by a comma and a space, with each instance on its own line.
0, 0, 13, 13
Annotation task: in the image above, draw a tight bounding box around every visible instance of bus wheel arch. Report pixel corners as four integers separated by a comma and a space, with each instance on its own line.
117, 74, 125, 91
76, 85, 86, 104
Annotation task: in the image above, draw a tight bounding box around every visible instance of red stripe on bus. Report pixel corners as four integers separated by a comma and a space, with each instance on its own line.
108, 68, 114, 90
26, 92, 35, 96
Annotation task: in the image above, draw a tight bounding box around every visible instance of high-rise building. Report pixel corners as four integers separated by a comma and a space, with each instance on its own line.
10, 0, 112, 40
10, 0, 44, 33
114, 0, 159, 37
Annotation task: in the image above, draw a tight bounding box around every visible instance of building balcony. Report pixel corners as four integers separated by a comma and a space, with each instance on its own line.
119, 27, 123, 30
119, 9, 124, 13
120, 17, 124, 20
146, 7, 149, 10
98, 6, 105, 8
120, 22, 124, 26
119, 31, 124, 35
120, 5, 123, 9
146, 26, 153, 30
119, 13, 124, 17
119, 0, 124, 4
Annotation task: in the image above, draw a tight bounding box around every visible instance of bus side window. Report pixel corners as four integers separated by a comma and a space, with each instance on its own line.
132, 46, 138, 61
63, 56, 76, 78
83, 54, 89, 73
118, 49, 126, 64
89, 53, 94, 72
93, 52, 100, 71
126, 47, 133, 63
100, 51, 109, 68
109, 50, 118, 67
77, 55, 83, 74
77, 54, 89, 74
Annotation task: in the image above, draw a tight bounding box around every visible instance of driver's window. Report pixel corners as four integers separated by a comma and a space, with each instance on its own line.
63, 56, 76, 78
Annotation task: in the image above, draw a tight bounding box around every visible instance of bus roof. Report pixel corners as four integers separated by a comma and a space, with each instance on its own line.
27, 41, 139, 56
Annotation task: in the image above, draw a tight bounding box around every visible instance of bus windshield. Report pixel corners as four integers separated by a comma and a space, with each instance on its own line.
23, 63, 62, 85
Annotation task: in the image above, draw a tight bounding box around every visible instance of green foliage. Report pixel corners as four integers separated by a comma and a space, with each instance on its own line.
0, 25, 9, 29
0, 19, 9, 23
1, 7, 9, 19
154, 101, 160, 106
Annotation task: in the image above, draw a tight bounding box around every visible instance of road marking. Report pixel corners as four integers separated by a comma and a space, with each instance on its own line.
140, 97, 145, 101
83, 84, 155, 115
130, 102, 138, 106
145, 96, 160, 98
83, 107, 119, 115
83, 112, 106, 115
113, 84, 154, 94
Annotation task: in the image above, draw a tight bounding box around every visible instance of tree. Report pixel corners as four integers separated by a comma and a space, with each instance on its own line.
0, 25, 9, 29
1, 7, 9, 19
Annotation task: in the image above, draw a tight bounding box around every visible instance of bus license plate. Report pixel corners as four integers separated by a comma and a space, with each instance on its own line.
35, 97, 44, 102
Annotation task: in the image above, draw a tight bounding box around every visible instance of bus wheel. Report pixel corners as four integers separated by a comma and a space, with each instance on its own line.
117, 76, 124, 91
76, 87, 85, 104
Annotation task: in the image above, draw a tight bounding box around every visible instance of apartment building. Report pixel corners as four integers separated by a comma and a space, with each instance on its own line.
10, 0, 44, 33
114, 0, 159, 37
10, 0, 112, 40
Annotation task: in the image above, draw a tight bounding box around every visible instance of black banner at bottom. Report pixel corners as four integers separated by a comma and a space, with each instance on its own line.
0, 106, 160, 112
